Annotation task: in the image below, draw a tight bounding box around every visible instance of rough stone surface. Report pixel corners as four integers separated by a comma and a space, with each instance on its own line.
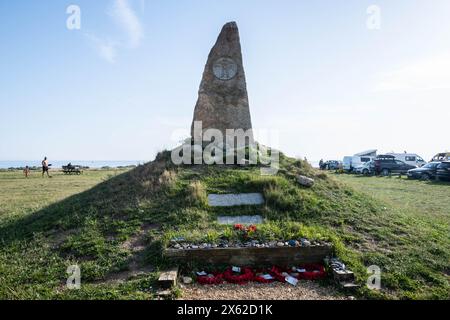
191, 22, 253, 144
182, 276, 193, 285
208, 193, 264, 207
217, 215, 263, 225
297, 175, 315, 188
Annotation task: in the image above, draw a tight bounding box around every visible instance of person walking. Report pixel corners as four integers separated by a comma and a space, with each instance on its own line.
23, 166, 30, 178
42, 157, 51, 178
319, 159, 324, 170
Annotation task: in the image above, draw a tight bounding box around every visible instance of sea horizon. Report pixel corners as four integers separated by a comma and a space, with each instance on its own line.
0, 160, 148, 169
1, 159, 322, 169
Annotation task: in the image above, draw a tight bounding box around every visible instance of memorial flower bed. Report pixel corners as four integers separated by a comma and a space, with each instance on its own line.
195, 264, 327, 286
164, 221, 333, 250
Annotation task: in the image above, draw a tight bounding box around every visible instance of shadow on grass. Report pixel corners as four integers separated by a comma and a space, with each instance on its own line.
0, 156, 171, 245
426, 179, 450, 186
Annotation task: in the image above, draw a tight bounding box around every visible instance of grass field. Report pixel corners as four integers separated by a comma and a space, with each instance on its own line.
0, 169, 152, 299
0, 158, 448, 300
0, 170, 125, 226
333, 174, 450, 299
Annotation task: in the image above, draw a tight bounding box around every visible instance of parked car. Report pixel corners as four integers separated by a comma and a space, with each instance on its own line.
436, 162, 450, 181
343, 156, 374, 172
431, 152, 450, 162
355, 160, 375, 176
407, 162, 440, 180
387, 153, 426, 167
322, 160, 342, 170
374, 155, 416, 176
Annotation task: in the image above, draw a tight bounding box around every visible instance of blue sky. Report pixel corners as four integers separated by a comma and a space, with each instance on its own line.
1, 0, 449, 162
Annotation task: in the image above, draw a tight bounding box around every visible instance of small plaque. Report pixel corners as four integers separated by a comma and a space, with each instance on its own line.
213, 57, 238, 80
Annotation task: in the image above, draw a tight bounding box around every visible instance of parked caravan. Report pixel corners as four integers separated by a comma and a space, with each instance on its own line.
387, 153, 426, 167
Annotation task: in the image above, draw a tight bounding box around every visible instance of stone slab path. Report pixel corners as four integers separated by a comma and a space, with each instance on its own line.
217, 215, 263, 225
208, 193, 264, 207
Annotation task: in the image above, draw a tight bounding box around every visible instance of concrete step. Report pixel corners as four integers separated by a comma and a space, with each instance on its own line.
158, 266, 179, 289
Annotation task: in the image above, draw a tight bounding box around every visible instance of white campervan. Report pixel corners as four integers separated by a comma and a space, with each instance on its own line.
343, 155, 374, 172
343, 149, 377, 172
387, 153, 426, 167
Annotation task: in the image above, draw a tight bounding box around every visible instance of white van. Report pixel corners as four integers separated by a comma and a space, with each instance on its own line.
387, 153, 426, 167
431, 152, 450, 162
343, 156, 374, 172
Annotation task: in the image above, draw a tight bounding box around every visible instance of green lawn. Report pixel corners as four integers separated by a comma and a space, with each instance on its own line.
0, 169, 155, 300
333, 174, 450, 299
0, 158, 449, 300
334, 174, 450, 224
0, 170, 125, 226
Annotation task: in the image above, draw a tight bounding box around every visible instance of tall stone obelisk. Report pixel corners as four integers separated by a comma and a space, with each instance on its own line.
191, 22, 253, 146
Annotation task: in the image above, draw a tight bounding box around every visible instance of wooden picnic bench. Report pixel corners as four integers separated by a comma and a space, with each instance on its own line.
62, 165, 83, 175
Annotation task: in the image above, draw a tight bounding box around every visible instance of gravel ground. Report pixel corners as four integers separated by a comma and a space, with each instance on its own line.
180, 281, 347, 300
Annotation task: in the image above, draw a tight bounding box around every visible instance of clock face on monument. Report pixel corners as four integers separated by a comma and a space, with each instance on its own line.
212, 57, 238, 80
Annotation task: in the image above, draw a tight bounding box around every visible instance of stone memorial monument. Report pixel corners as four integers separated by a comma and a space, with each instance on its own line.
191, 22, 254, 147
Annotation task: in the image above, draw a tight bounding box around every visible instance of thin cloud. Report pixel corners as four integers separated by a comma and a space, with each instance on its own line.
84, 0, 144, 63
98, 42, 118, 63
109, 0, 144, 48
374, 53, 450, 92
85, 33, 120, 63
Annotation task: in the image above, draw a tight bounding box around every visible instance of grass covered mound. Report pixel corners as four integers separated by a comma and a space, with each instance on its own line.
0, 151, 448, 300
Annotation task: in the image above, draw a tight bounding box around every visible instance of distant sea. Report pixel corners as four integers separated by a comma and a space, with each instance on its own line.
0, 160, 147, 169
1, 160, 321, 169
